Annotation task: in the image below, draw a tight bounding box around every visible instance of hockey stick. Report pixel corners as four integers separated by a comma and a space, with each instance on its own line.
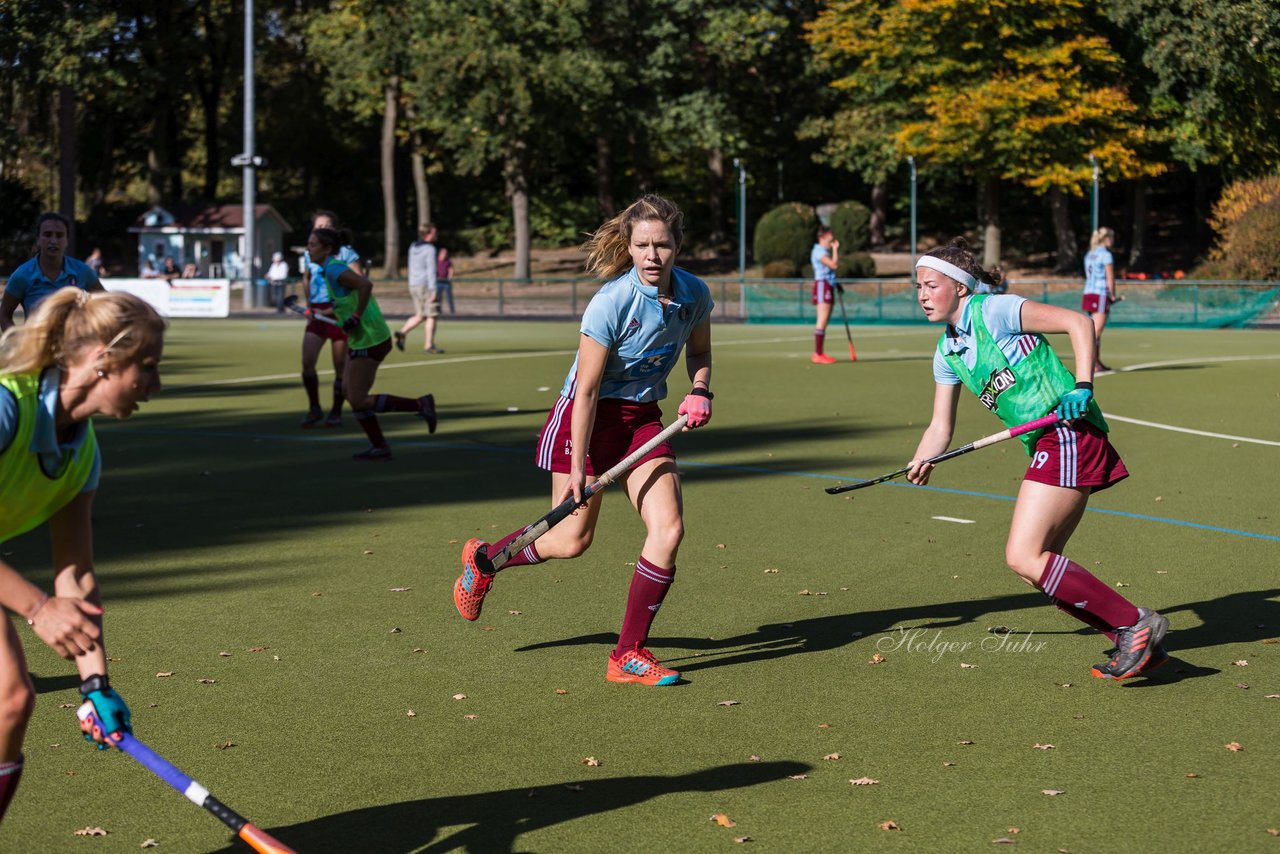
825, 413, 1062, 495
77, 706, 297, 854
478, 414, 689, 572
834, 286, 857, 361
282, 294, 340, 326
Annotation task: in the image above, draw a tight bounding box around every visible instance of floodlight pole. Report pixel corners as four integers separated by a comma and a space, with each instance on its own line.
734, 158, 747, 283
241, 0, 256, 308
1089, 154, 1099, 234
908, 156, 917, 283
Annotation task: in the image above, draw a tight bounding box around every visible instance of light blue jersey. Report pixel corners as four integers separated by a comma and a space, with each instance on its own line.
0, 367, 100, 492
305, 245, 360, 303
810, 243, 836, 284
1083, 247, 1113, 296
4, 255, 100, 316
559, 267, 714, 403
932, 294, 1040, 385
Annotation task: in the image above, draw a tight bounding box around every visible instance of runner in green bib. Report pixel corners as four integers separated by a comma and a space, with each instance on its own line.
905, 238, 1168, 682
0, 288, 165, 825
306, 227, 439, 461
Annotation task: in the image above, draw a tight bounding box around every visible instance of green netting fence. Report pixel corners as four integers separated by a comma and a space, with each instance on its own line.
739, 279, 1280, 328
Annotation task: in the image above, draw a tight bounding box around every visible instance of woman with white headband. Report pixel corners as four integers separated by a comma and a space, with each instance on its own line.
905, 238, 1167, 681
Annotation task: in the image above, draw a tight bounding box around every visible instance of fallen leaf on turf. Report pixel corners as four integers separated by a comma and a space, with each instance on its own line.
960, 662, 978, 669
249, 646, 268, 652
1185, 773, 1199, 778
822, 753, 841, 761
1033, 744, 1055, 750
1073, 714, 1085, 720
508, 610, 522, 616
564, 784, 583, 792
1263, 638, 1278, 644
1155, 496, 1163, 502
717, 700, 740, 707
312, 592, 322, 597
1042, 789, 1065, 796
582, 757, 601, 766
851, 631, 863, 638
1059, 683, 1073, 688
555, 688, 568, 695
749, 755, 761, 762
1232, 660, 1248, 666
218, 651, 232, 657
413, 648, 425, 653
1157, 570, 1168, 574
142, 839, 159, 848
764, 568, 778, 574
73, 827, 108, 836
878, 820, 900, 831
869, 653, 885, 665
988, 626, 1011, 634
215, 741, 234, 750
464, 714, 478, 720
448, 539, 459, 544
1007, 828, 1021, 834
389, 627, 401, 634
1237, 683, 1250, 689
849, 777, 879, 785
1225, 742, 1243, 752
273, 655, 281, 661
1266, 694, 1280, 699
992, 838, 1017, 844
959, 740, 975, 745
452, 694, 467, 700
716, 543, 727, 550
711, 813, 737, 828
943, 762, 956, 767
798, 589, 812, 596
156, 672, 174, 678
480, 626, 495, 631
406, 710, 416, 717
390, 587, 411, 592
50, 743, 60, 748
787, 774, 808, 780
1115, 582, 1130, 588
818, 723, 830, 729
1267, 829, 1279, 837
734, 836, 752, 843
60, 703, 74, 709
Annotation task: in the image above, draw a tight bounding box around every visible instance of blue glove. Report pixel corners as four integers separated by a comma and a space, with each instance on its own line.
1055, 384, 1093, 421
341, 313, 361, 332
82, 688, 132, 749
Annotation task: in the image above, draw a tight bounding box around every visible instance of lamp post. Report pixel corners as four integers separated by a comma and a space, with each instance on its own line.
733, 158, 747, 283
1089, 154, 1099, 234
908, 156, 918, 282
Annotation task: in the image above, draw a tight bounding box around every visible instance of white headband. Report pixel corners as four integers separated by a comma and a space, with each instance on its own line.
915, 256, 978, 290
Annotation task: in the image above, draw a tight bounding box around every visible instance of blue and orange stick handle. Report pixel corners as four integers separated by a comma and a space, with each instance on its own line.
77, 704, 297, 854
825, 413, 1062, 494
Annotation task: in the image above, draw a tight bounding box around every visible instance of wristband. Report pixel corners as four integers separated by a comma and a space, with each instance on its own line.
689, 387, 714, 400
79, 674, 110, 696
26, 592, 48, 626
1075, 382, 1094, 391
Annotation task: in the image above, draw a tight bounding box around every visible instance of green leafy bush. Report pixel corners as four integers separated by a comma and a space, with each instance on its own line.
838, 251, 877, 278
1210, 198, 1280, 280
763, 259, 799, 278
753, 202, 817, 271
830, 200, 871, 253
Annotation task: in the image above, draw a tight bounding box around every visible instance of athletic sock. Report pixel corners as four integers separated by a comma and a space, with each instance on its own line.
485, 528, 542, 573
814, 329, 826, 355
302, 371, 321, 408
1051, 597, 1117, 643
0, 755, 24, 823
330, 379, 344, 416
374, 393, 419, 414
1037, 553, 1139, 632
614, 556, 675, 655
353, 410, 388, 447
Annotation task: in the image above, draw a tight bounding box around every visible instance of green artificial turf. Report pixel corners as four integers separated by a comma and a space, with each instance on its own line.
4, 318, 1278, 852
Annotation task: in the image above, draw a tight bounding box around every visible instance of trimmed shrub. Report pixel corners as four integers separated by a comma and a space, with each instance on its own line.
830, 200, 871, 253
753, 202, 817, 271
1212, 198, 1280, 280
838, 251, 877, 279
762, 259, 799, 278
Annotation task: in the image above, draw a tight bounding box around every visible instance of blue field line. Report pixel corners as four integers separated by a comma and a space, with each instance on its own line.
103, 426, 1280, 543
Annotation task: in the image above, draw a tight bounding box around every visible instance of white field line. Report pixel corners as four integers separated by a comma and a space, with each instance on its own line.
1116, 353, 1280, 373
1103, 414, 1280, 447
932, 516, 976, 524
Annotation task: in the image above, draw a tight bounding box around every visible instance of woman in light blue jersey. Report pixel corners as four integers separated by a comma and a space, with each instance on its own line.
0, 289, 165, 825
298, 210, 361, 428
452, 195, 714, 686
1081, 227, 1117, 372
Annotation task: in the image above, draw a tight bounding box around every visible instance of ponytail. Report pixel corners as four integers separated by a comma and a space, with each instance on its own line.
922, 238, 1005, 294
582, 194, 684, 280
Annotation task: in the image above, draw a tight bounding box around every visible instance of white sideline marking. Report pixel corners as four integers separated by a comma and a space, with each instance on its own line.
932, 516, 976, 524
1116, 353, 1280, 373
1103, 414, 1280, 447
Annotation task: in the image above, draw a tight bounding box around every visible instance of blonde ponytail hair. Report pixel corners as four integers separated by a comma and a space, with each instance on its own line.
0, 289, 166, 376
582, 194, 684, 280
1090, 227, 1114, 250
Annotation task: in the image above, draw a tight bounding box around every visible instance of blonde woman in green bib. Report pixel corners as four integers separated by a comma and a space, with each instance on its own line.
906, 238, 1167, 682
0, 288, 165, 825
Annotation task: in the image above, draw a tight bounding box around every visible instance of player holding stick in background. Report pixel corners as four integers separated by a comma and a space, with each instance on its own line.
452, 194, 714, 686
907, 238, 1167, 680
307, 227, 437, 461
810, 226, 841, 364
0, 289, 165, 824
298, 210, 359, 429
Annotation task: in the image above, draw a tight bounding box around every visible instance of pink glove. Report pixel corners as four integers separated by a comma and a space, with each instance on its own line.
678, 390, 712, 429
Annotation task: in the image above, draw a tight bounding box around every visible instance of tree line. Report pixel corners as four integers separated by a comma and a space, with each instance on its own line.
2, 0, 1277, 275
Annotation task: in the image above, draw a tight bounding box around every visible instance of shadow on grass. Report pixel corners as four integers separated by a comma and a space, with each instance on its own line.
206, 761, 809, 854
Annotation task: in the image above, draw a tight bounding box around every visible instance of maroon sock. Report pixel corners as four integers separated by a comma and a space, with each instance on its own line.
614, 556, 675, 655
484, 529, 542, 573
1037, 553, 1139, 632
0, 756, 23, 823
814, 329, 826, 355
1052, 598, 1117, 643
374, 394, 419, 414
331, 380, 344, 416
302, 372, 321, 408
353, 410, 388, 447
